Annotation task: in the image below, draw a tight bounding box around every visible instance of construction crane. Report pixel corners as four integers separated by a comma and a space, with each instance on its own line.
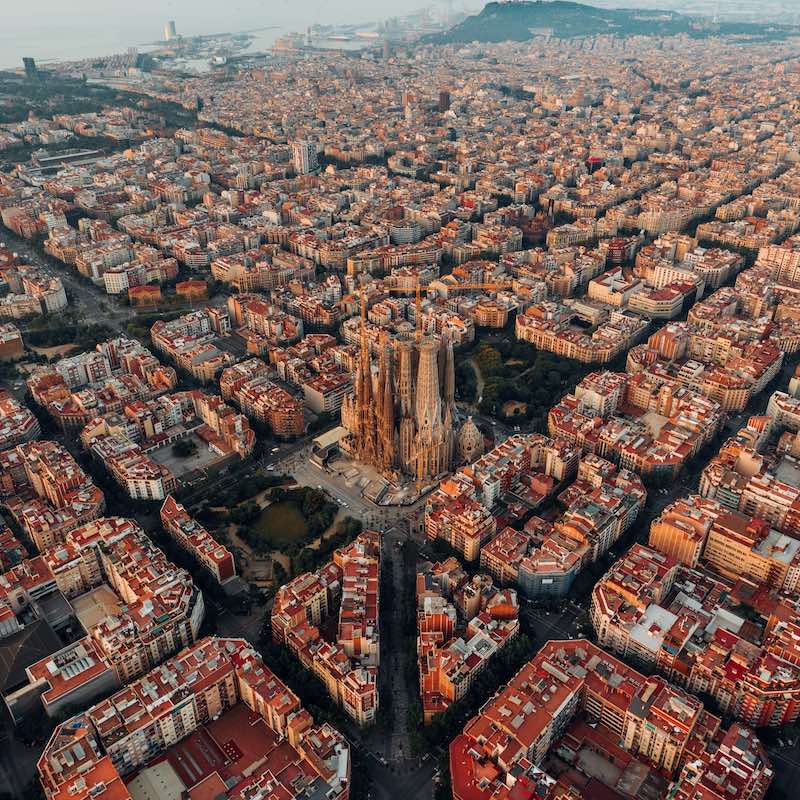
358, 279, 515, 341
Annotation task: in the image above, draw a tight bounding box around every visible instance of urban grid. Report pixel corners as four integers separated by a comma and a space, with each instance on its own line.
3, 2, 800, 800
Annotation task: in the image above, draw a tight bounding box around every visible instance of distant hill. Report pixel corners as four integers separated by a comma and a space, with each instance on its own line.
422, 1, 795, 44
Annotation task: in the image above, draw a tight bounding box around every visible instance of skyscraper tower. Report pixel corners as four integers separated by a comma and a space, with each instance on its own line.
22, 58, 39, 80
164, 21, 177, 42
292, 140, 319, 175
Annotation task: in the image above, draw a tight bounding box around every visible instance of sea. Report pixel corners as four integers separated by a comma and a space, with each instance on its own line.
0, 1, 406, 71
0, 21, 292, 71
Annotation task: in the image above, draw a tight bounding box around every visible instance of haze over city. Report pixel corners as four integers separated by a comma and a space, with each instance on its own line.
2, 2, 800, 800
4, 0, 800, 67
1, 0, 434, 67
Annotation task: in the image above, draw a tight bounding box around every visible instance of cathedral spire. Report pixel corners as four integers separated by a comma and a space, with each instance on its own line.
398, 340, 414, 418
381, 345, 395, 468
374, 336, 395, 470
438, 333, 447, 394
415, 337, 443, 434
346, 332, 454, 483
444, 334, 455, 411
355, 329, 378, 464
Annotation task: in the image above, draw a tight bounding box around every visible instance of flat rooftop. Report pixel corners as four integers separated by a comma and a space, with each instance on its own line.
775, 454, 800, 488
72, 585, 123, 633
126, 761, 185, 800
124, 703, 298, 800
313, 425, 348, 451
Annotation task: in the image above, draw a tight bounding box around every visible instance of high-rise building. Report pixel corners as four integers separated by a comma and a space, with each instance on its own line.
292, 140, 318, 175
164, 20, 177, 41
22, 58, 38, 79
438, 89, 451, 113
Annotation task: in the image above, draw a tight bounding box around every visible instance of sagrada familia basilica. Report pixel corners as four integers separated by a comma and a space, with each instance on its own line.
341, 333, 484, 483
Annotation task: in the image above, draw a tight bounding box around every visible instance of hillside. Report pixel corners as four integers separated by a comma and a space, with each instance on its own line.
423, 1, 795, 44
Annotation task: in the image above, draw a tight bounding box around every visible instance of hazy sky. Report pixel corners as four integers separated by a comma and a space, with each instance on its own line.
3, 0, 441, 32
4, 0, 797, 68
5, 0, 799, 32
0, 0, 451, 67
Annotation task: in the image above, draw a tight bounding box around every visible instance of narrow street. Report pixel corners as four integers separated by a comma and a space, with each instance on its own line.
381, 526, 413, 763
0, 708, 39, 797
466, 357, 485, 404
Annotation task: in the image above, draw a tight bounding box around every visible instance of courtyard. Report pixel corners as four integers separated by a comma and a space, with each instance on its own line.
149, 433, 234, 481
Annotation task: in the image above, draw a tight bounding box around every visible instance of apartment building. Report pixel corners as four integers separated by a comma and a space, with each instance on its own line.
220, 358, 305, 438
27, 337, 177, 430
3, 516, 203, 721
702, 510, 800, 593
272, 531, 380, 726
549, 371, 723, 479
417, 560, 519, 722
516, 300, 648, 364
0, 389, 41, 450
767, 389, 800, 432
0, 264, 67, 319
160, 496, 236, 584
0, 440, 105, 550
628, 325, 784, 413
0, 323, 24, 360
150, 309, 234, 382
592, 542, 800, 728
699, 419, 800, 537
37, 637, 350, 800
451, 639, 771, 800
480, 455, 645, 598
303, 371, 353, 414
425, 489, 496, 562
80, 389, 253, 499
648, 495, 724, 568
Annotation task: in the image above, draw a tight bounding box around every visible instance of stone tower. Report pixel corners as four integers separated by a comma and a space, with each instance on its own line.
413, 337, 454, 481
457, 416, 484, 465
